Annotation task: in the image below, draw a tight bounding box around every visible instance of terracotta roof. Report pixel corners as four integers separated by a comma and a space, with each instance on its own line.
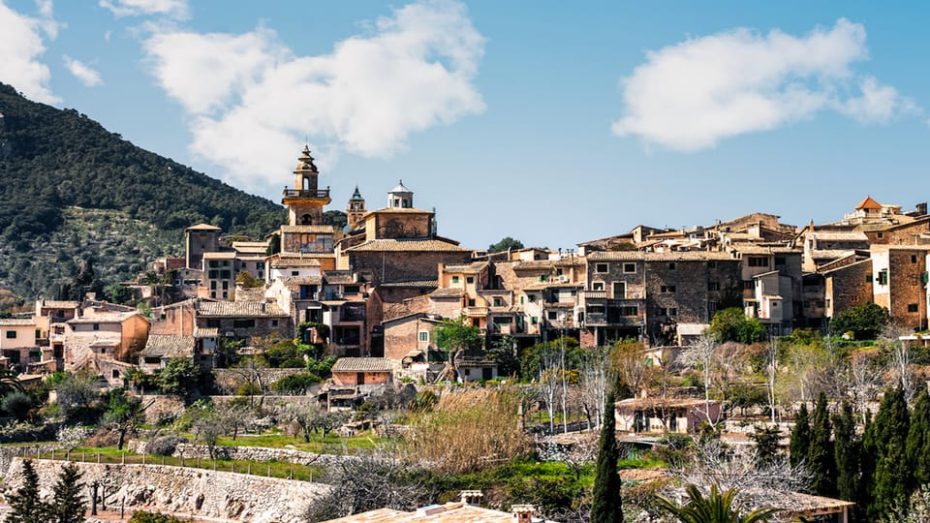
187, 223, 221, 231
365, 207, 434, 216
270, 257, 322, 268
195, 301, 288, 318
332, 357, 395, 373
320, 502, 524, 523
346, 239, 467, 252
67, 312, 140, 324
856, 195, 883, 210
616, 397, 721, 410
142, 335, 195, 359
443, 261, 489, 274
323, 272, 357, 284
379, 280, 438, 288
193, 327, 219, 338
430, 288, 465, 299
588, 251, 736, 262
0, 318, 35, 326
203, 251, 237, 259
280, 225, 335, 234
810, 230, 868, 241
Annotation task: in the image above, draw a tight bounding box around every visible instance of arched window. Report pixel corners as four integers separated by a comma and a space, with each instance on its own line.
301, 214, 313, 225
302, 176, 310, 191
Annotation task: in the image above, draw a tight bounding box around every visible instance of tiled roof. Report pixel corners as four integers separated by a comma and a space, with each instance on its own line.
443, 261, 489, 273
323, 272, 357, 284
186, 223, 221, 231
0, 318, 36, 326
810, 249, 856, 260
193, 327, 219, 338
378, 280, 438, 288
811, 230, 868, 241
280, 225, 335, 234
68, 312, 140, 324
346, 239, 467, 252
364, 207, 433, 215
270, 257, 322, 268
320, 503, 521, 523
430, 288, 465, 299
587, 251, 736, 261
195, 301, 288, 318
332, 358, 395, 373
203, 251, 237, 259
855, 195, 883, 210
142, 335, 195, 358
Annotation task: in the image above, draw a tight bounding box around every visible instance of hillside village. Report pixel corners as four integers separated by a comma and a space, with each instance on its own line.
3, 146, 930, 522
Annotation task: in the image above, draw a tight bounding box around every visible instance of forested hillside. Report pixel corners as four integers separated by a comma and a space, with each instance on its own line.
0, 82, 286, 303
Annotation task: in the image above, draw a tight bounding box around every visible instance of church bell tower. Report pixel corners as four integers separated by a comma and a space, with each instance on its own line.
347, 186, 366, 231
282, 145, 331, 226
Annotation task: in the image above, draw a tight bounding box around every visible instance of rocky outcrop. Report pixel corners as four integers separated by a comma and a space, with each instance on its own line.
128, 441, 363, 468
4, 458, 331, 523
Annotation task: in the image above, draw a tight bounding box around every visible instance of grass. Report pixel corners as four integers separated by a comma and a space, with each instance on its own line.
27, 446, 327, 483
207, 430, 386, 454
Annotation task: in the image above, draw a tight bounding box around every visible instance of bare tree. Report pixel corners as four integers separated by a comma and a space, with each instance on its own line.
578, 348, 611, 429
846, 352, 884, 423
883, 323, 913, 397
764, 337, 779, 423
680, 336, 718, 424
538, 347, 562, 434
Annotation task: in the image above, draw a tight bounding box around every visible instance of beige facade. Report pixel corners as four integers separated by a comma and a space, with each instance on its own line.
871, 246, 930, 330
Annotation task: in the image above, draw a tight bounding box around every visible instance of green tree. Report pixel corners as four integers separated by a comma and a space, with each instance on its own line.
708, 308, 765, 344
103, 388, 146, 450
4, 459, 50, 523
870, 387, 910, 520
833, 402, 861, 503
655, 484, 776, 523
488, 237, 524, 253
590, 390, 622, 523
156, 358, 201, 398
907, 389, 930, 491
829, 303, 891, 340
748, 425, 781, 466
789, 403, 811, 467
434, 317, 483, 378
808, 392, 837, 496
50, 463, 85, 523
1, 392, 33, 422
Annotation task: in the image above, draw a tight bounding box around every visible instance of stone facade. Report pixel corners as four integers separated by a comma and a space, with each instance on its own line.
872, 246, 930, 330
348, 250, 471, 285
823, 259, 873, 318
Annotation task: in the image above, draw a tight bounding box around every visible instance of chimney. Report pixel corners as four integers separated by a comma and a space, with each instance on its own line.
511, 504, 535, 523
917, 202, 928, 217
459, 490, 483, 506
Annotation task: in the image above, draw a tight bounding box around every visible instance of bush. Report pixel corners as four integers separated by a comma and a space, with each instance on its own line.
157, 358, 201, 398
708, 307, 766, 344
236, 383, 262, 396
84, 428, 120, 448
271, 372, 321, 394
129, 510, 190, 523
1, 392, 33, 422
829, 302, 891, 340
145, 435, 187, 456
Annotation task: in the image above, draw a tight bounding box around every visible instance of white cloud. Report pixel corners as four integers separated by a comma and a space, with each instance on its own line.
100, 0, 188, 19
612, 19, 916, 151
63, 56, 103, 87
143, 0, 485, 191
0, 1, 58, 104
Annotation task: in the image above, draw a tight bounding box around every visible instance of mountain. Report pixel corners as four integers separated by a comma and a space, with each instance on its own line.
0, 82, 287, 304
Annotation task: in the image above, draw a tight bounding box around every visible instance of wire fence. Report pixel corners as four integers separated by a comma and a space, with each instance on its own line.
19, 447, 325, 483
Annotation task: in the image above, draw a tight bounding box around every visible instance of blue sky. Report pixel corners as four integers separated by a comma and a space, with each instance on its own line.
3, 1, 930, 250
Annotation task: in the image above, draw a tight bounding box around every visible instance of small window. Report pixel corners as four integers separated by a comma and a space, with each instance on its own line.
595, 263, 609, 273
468, 298, 476, 307
660, 285, 676, 293
670, 308, 678, 316
418, 331, 430, 342
748, 257, 769, 267
271, 320, 279, 327
908, 303, 920, 313
531, 316, 538, 325
912, 255, 919, 264
547, 311, 558, 320
592, 282, 605, 291
668, 262, 677, 270
222, 292, 228, 299
708, 282, 720, 291
743, 281, 755, 290
5, 331, 16, 339
877, 232, 885, 239
878, 269, 889, 286
92, 323, 100, 331
866, 274, 873, 283
452, 276, 460, 284
520, 296, 525, 305
619, 306, 638, 316
466, 277, 475, 284
211, 281, 217, 290
291, 271, 300, 276
623, 263, 636, 273
493, 297, 503, 307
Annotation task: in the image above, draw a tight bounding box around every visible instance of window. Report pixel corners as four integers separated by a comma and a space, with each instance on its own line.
210, 281, 217, 290
520, 296, 525, 305
539, 275, 549, 282
912, 255, 919, 264
878, 269, 889, 286
209, 260, 219, 268
208, 270, 218, 279
92, 323, 100, 331
708, 261, 717, 268
220, 270, 231, 279
222, 292, 228, 299
466, 277, 475, 284
668, 262, 677, 270
592, 282, 605, 291
222, 281, 229, 290
877, 232, 885, 239
748, 257, 769, 267
908, 303, 920, 313
623, 263, 636, 273
659, 307, 678, 317
866, 274, 873, 283
452, 276, 460, 284
207, 319, 221, 328
670, 308, 678, 316
708, 282, 720, 291
233, 319, 255, 329
531, 316, 538, 325
743, 281, 755, 290
775, 256, 786, 267
4, 331, 15, 339
344, 285, 360, 294
271, 320, 279, 327
660, 285, 676, 293
418, 331, 430, 342
493, 297, 503, 307
468, 298, 476, 307
528, 294, 537, 303
613, 282, 626, 299
595, 263, 609, 273
619, 306, 638, 316
547, 311, 558, 320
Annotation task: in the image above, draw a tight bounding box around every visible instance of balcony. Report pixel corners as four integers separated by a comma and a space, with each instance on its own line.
580, 290, 608, 300
283, 188, 331, 199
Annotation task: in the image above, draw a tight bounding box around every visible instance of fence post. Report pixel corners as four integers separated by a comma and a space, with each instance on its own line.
97, 453, 100, 464
247, 462, 251, 475
121, 452, 125, 465
142, 453, 146, 465
213, 460, 216, 472
267, 464, 270, 477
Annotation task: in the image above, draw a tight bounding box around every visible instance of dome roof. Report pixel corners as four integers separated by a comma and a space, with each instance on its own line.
389, 180, 412, 194
295, 145, 318, 172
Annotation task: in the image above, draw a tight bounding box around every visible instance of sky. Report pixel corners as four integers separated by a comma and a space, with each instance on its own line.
3, 1, 930, 250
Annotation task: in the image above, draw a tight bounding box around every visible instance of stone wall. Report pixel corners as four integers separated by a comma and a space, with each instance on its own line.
4, 458, 331, 523
0, 443, 61, 475
825, 259, 872, 318
350, 250, 471, 285
129, 441, 363, 468
211, 368, 307, 394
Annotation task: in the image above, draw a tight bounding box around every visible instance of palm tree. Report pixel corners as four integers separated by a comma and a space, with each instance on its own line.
655, 484, 777, 523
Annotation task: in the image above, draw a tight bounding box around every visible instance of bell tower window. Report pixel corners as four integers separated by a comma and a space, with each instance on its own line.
301, 214, 313, 225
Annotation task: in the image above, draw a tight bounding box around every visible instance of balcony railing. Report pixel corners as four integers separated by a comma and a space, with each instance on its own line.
283, 188, 331, 199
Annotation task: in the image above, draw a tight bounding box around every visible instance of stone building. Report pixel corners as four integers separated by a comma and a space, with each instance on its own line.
63, 308, 150, 371
871, 245, 930, 331
0, 318, 39, 371
193, 300, 291, 343
184, 223, 221, 270
821, 257, 873, 320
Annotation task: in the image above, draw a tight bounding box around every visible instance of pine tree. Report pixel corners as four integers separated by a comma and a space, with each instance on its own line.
50, 463, 85, 523
907, 388, 930, 491
870, 387, 910, 520
833, 402, 860, 503
789, 402, 811, 467
5, 459, 50, 523
749, 425, 781, 466
808, 392, 837, 496
590, 390, 623, 523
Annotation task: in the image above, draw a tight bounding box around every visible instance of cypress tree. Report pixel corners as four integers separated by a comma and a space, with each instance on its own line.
870, 387, 910, 520
859, 410, 876, 514
5, 459, 50, 523
50, 463, 86, 523
907, 388, 930, 491
789, 402, 811, 467
833, 402, 860, 503
749, 425, 781, 466
590, 390, 623, 523
808, 392, 837, 496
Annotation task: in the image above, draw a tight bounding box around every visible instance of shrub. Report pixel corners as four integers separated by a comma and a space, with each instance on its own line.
829, 302, 891, 340
236, 383, 262, 396
129, 510, 190, 523
145, 435, 187, 456
409, 390, 438, 412
271, 372, 321, 394
1, 392, 33, 422
84, 428, 120, 448
708, 307, 766, 344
